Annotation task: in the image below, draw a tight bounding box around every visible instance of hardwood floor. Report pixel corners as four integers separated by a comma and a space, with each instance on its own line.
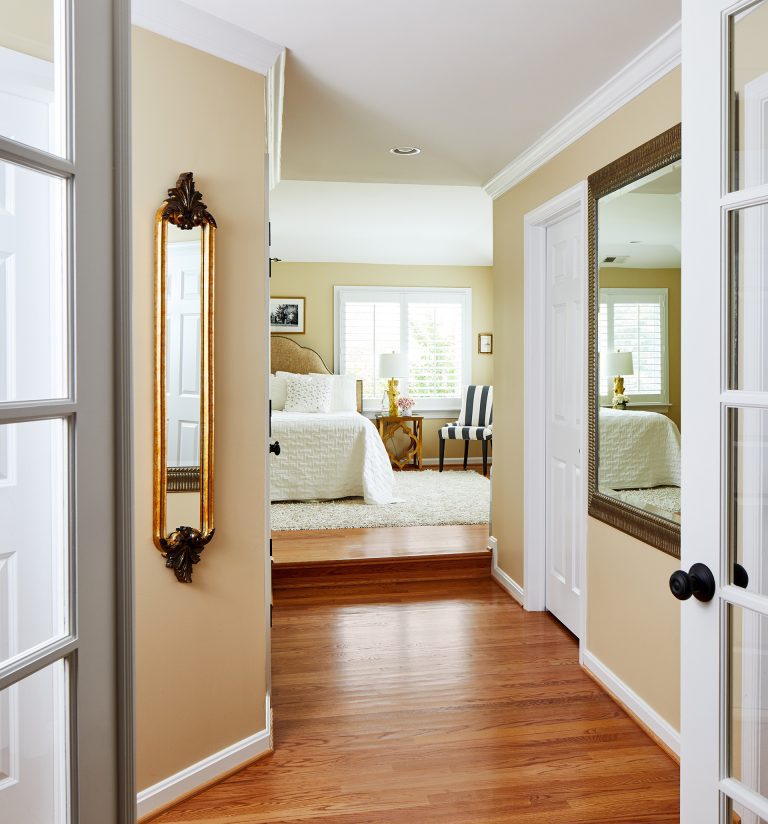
152, 578, 680, 823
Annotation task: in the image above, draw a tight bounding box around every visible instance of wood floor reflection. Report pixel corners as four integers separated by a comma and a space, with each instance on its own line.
152, 577, 680, 823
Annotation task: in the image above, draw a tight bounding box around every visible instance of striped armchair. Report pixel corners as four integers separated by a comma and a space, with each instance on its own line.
438, 385, 493, 476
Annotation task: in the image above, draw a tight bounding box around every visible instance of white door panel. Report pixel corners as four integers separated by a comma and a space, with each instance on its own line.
545, 212, 583, 635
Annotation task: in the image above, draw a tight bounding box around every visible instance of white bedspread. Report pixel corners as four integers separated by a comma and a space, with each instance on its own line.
599, 408, 681, 490
270, 411, 396, 504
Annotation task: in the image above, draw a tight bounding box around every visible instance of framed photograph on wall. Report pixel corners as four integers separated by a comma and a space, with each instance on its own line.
478, 333, 493, 354
270, 297, 305, 334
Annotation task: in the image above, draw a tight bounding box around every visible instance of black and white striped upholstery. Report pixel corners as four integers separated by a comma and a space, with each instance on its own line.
439, 385, 493, 474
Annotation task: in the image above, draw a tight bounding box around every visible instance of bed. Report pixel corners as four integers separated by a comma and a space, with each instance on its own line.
598, 408, 681, 490
270, 337, 396, 504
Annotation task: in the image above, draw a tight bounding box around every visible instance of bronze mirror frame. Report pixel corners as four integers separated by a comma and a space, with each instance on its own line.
153, 172, 216, 582
587, 124, 681, 559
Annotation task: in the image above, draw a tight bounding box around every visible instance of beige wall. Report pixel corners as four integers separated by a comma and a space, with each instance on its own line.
133, 28, 269, 791
270, 262, 494, 461
492, 68, 681, 727
0, 0, 53, 60
599, 267, 681, 431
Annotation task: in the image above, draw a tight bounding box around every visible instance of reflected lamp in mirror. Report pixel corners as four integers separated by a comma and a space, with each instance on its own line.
603, 351, 634, 407
379, 352, 408, 416
153, 172, 216, 583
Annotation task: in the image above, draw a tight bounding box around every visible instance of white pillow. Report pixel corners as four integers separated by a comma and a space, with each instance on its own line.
283, 374, 331, 413
269, 373, 289, 410
310, 373, 358, 412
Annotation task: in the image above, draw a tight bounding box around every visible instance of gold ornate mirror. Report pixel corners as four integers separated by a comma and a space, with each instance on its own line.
153, 173, 216, 582
588, 125, 681, 558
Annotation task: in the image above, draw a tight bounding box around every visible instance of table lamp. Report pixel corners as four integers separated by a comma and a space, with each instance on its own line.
379, 352, 408, 416
603, 350, 634, 400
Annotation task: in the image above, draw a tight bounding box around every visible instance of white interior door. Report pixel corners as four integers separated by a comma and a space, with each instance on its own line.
166, 235, 201, 467
0, 2, 131, 823
681, 1, 768, 821
545, 211, 584, 636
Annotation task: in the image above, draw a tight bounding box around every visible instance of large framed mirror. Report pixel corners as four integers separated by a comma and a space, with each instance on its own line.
588, 125, 681, 557
153, 173, 216, 582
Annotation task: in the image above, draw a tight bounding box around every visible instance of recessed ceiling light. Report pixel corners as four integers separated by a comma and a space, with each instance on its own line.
390, 146, 421, 156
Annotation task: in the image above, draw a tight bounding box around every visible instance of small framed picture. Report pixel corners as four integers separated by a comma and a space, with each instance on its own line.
478, 333, 493, 354
270, 297, 305, 334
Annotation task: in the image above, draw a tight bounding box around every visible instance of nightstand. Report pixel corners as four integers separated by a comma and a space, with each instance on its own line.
375, 414, 424, 470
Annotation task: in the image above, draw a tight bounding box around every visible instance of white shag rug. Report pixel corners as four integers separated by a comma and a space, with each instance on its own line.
605, 485, 681, 521
271, 470, 490, 531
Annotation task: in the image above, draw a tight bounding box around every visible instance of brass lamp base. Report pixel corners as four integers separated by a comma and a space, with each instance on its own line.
386, 378, 400, 416
613, 375, 625, 396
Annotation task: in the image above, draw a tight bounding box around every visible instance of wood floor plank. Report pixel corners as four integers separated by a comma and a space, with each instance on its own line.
151, 578, 679, 823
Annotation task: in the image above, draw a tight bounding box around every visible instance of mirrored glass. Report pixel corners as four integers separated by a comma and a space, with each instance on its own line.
0, 660, 69, 824
0, 0, 67, 157
0, 419, 69, 669
0, 160, 67, 403
729, 204, 768, 391
730, 1, 768, 191
596, 162, 681, 524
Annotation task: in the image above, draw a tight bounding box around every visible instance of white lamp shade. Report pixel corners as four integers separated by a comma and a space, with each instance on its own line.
602, 350, 634, 376
379, 352, 408, 378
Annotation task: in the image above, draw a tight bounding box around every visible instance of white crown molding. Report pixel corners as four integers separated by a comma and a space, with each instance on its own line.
137, 696, 272, 820
132, 0, 284, 76
484, 21, 681, 200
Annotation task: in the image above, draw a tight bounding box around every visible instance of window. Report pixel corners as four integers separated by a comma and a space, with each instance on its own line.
335, 286, 472, 412
598, 287, 669, 404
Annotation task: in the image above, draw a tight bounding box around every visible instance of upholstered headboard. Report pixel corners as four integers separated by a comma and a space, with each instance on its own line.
270, 336, 363, 413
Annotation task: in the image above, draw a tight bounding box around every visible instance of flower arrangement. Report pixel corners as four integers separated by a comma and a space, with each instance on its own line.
612, 393, 630, 410
397, 395, 415, 414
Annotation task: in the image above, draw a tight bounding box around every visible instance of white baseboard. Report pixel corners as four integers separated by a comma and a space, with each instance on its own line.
581, 649, 680, 758
488, 536, 524, 605
422, 457, 493, 467
137, 696, 273, 820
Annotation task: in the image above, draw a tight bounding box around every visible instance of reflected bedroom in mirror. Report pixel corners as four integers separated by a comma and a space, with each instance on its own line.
589, 125, 681, 556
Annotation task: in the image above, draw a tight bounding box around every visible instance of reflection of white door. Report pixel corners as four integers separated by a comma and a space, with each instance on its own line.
544, 212, 583, 635
166, 240, 201, 466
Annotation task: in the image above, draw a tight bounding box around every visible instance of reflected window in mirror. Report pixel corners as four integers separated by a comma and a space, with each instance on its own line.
588, 125, 681, 556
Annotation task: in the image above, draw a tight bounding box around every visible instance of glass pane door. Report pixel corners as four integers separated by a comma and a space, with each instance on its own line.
722, 2, 768, 821
0, 0, 128, 821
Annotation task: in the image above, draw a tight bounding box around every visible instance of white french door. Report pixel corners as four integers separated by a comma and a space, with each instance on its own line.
681, 0, 768, 821
0, 2, 132, 823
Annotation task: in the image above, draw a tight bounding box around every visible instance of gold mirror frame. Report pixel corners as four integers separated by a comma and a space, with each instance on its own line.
587, 124, 681, 559
153, 173, 216, 582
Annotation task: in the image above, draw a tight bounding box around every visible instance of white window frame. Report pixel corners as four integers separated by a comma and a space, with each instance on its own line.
334, 285, 472, 415
598, 286, 669, 406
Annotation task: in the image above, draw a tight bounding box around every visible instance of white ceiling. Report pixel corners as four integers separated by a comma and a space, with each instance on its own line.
177, 0, 681, 187
598, 164, 681, 269
270, 181, 492, 265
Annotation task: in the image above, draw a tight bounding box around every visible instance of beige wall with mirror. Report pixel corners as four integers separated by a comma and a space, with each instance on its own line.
588, 125, 681, 557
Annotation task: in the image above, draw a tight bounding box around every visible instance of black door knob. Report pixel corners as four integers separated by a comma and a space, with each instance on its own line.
669, 563, 716, 602
269, 441, 281, 456
734, 562, 749, 589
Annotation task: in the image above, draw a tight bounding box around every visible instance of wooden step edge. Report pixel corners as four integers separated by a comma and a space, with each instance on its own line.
272, 549, 491, 571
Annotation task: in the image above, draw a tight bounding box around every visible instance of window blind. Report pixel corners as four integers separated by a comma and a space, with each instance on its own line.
335, 287, 471, 412
598, 287, 668, 404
